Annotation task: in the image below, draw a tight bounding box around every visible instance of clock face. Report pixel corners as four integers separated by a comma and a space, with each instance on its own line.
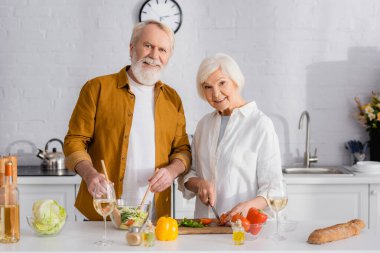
139, 0, 183, 33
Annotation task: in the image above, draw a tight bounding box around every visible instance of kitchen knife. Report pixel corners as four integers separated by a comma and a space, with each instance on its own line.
210, 204, 221, 224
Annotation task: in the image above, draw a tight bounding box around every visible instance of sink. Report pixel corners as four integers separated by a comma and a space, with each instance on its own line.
282, 167, 353, 175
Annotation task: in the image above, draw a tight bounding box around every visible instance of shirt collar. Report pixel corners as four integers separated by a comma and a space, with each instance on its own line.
117, 65, 164, 90
236, 101, 258, 117
213, 101, 258, 118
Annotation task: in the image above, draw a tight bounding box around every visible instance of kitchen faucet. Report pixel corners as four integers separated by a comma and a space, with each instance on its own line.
298, 111, 318, 167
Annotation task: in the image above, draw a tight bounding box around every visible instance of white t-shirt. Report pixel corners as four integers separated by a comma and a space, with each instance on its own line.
121, 75, 155, 206
179, 101, 283, 218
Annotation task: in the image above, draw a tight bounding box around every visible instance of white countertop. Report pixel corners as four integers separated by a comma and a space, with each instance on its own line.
17, 173, 380, 186
1, 220, 379, 252
284, 173, 380, 184
18, 175, 82, 185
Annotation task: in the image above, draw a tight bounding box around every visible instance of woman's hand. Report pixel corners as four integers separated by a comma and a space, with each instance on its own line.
227, 196, 268, 218
195, 179, 215, 206
226, 201, 252, 218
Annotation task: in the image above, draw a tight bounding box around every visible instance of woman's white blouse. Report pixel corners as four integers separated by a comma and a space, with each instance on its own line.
178, 101, 283, 218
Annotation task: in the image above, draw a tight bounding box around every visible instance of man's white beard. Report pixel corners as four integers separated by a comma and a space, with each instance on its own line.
131, 56, 163, 86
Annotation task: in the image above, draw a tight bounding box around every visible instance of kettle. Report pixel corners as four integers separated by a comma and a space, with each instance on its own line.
36, 138, 65, 170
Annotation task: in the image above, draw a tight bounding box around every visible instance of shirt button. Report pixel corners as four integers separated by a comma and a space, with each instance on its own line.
130, 95, 134, 99
128, 112, 132, 117
121, 157, 125, 160
120, 178, 123, 182
124, 135, 127, 139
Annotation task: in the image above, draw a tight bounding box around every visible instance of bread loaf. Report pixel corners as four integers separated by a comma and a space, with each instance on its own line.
307, 219, 365, 245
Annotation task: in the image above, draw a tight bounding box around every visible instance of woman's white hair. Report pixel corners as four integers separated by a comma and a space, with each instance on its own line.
130, 19, 175, 51
196, 53, 245, 100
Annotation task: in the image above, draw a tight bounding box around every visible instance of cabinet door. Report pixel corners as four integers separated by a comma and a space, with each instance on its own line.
369, 184, 380, 231
172, 181, 195, 219
18, 184, 76, 222
285, 184, 368, 225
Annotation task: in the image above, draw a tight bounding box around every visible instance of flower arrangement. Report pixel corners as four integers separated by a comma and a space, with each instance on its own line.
355, 91, 380, 131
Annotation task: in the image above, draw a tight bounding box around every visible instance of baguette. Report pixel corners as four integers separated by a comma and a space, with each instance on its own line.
307, 219, 365, 245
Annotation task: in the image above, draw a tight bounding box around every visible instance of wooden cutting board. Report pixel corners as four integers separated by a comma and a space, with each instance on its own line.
177, 219, 232, 234
179, 226, 232, 234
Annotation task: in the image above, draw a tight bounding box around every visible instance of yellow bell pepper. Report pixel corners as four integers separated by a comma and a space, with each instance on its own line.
155, 216, 178, 241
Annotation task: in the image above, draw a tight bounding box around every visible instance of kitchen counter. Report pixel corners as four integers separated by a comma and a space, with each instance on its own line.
284, 172, 380, 184
1, 220, 379, 252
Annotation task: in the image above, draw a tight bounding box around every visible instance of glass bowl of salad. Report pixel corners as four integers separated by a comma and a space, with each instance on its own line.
110, 199, 150, 230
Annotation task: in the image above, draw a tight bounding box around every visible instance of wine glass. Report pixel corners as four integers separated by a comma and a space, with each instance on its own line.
267, 179, 288, 241
93, 181, 116, 246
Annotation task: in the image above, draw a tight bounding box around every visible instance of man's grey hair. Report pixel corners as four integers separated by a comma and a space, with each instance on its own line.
130, 20, 175, 51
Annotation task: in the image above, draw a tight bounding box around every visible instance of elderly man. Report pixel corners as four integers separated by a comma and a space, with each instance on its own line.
64, 20, 191, 221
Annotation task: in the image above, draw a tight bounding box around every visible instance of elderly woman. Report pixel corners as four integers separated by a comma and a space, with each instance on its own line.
179, 53, 283, 219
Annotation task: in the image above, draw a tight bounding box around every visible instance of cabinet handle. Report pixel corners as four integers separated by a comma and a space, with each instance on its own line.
371, 190, 378, 196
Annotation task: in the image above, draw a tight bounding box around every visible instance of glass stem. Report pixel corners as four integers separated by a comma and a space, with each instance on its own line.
104, 216, 107, 241
275, 211, 279, 235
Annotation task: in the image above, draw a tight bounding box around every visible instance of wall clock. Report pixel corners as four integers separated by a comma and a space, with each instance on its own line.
139, 0, 183, 33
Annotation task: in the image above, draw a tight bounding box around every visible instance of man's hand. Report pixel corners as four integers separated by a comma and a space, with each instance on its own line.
149, 159, 185, 193
149, 167, 175, 192
74, 160, 107, 197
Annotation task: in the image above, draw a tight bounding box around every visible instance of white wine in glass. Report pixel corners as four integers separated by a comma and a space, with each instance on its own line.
93, 182, 116, 246
267, 180, 288, 241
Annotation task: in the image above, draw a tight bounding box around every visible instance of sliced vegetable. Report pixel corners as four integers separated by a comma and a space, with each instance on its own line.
200, 218, 212, 225
178, 218, 204, 228
117, 206, 148, 229
218, 213, 229, 226
231, 214, 250, 232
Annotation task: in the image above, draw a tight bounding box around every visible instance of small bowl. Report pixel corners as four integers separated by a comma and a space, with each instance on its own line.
26, 216, 66, 237
245, 223, 266, 240
110, 199, 150, 230
279, 220, 298, 232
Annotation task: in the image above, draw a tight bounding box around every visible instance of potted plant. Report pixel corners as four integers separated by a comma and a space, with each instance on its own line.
355, 91, 380, 161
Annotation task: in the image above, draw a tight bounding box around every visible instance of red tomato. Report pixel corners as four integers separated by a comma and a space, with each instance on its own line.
218, 213, 228, 226
125, 219, 134, 226
200, 218, 212, 225
231, 214, 250, 232
246, 207, 268, 224
250, 223, 263, 235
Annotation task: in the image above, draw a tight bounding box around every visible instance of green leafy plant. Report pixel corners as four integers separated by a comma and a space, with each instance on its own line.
355, 91, 380, 131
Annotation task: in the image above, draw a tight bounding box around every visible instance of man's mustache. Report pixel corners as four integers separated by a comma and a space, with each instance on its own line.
139, 57, 162, 68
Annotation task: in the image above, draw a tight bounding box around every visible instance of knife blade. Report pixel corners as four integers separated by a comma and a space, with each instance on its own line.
210, 204, 221, 224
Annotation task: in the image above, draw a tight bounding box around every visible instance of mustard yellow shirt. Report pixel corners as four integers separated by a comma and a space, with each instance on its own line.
64, 66, 191, 220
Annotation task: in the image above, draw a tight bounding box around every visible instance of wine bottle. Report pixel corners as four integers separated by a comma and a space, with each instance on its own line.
0, 161, 20, 243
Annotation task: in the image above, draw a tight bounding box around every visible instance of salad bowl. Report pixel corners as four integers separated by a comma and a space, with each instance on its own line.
110, 199, 150, 230
26, 215, 67, 237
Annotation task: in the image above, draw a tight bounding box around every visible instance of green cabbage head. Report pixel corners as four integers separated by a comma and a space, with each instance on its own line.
32, 200, 67, 235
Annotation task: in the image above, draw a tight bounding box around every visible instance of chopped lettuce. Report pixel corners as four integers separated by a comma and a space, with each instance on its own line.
32, 200, 66, 235
118, 206, 148, 229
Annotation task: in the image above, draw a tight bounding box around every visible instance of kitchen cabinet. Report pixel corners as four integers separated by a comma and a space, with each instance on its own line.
369, 184, 380, 231
19, 184, 77, 221
18, 176, 82, 222
172, 178, 380, 232
285, 184, 368, 223
172, 180, 195, 218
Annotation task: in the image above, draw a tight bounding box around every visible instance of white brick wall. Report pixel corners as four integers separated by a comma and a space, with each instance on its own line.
1, 0, 379, 166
